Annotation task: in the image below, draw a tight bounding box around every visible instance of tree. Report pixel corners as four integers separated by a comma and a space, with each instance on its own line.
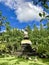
33, 24, 39, 38
47, 22, 49, 35
32, 0, 49, 22
0, 11, 6, 36
40, 23, 44, 36
33, 0, 49, 9
38, 0, 49, 22
5, 22, 11, 32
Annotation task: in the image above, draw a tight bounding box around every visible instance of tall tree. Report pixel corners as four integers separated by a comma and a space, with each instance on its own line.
46, 22, 49, 35
5, 22, 11, 33
0, 11, 6, 36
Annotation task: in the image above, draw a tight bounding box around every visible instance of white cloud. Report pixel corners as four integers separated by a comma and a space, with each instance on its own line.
16, 2, 44, 22
0, 0, 47, 22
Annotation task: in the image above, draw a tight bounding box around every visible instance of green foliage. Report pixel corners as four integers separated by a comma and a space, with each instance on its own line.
43, 4, 49, 9
0, 11, 7, 33
37, 0, 49, 22
0, 11, 49, 58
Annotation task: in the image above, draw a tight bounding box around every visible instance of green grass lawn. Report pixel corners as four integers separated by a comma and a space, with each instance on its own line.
0, 56, 49, 65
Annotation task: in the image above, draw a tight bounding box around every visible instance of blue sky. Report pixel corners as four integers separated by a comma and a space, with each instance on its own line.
0, 0, 48, 30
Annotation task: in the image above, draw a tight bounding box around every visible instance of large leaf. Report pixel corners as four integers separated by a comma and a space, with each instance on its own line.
40, 18, 44, 22
45, 15, 49, 20
39, 13, 42, 17
43, 12, 45, 17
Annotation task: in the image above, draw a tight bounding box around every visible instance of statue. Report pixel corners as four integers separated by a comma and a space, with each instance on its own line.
21, 29, 32, 56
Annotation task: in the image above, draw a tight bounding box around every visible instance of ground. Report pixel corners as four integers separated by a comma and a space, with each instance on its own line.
0, 56, 49, 65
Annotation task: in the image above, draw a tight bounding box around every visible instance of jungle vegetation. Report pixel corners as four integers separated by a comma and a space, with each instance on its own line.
0, 0, 49, 58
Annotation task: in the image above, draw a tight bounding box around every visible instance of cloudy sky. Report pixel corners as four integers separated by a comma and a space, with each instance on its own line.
0, 0, 48, 30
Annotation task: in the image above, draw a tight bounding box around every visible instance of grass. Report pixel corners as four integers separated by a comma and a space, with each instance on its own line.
0, 56, 49, 65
